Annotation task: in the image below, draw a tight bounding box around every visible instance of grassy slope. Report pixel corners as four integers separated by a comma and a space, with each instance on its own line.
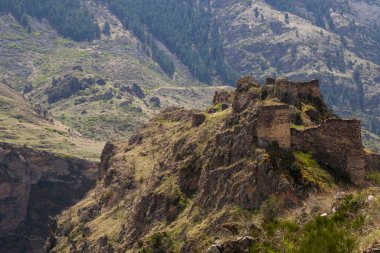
0, 82, 103, 160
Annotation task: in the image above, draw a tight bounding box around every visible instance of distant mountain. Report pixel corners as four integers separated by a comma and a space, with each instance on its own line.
211, 0, 380, 149
0, 0, 379, 149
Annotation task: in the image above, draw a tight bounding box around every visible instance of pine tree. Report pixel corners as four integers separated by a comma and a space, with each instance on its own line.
285, 13, 289, 24
103, 22, 111, 36
0, 0, 100, 42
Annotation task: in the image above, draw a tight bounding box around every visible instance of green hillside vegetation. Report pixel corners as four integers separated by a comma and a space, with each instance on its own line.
0, 0, 100, 41
264, 0, 380, 56
105, 0, 238, 84
254, 191, 378, 253
0, 82, 103, 160
264, 0, 336, 28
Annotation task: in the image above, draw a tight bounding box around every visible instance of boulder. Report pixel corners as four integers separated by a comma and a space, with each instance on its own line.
207, 245, 221, 253
207, 236, 255, 253
47, 76, 95, 104
72, 65, 83, 72
96, 78, 107, 86
23, 83, 33, 94
236, 76, 259, 91
149, 96, 161, 107
192, 113, 206, 127
131, 83, 145, 99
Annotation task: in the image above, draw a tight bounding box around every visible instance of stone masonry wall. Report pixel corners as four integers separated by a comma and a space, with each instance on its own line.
291, 119, 365, 185
213, 89, 234, 105
256, 104, 291, 149
275, 77, 321, 107
365, 153, 380, 171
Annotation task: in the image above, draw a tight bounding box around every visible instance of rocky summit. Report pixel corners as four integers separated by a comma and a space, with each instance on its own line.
46, 77, 380, 253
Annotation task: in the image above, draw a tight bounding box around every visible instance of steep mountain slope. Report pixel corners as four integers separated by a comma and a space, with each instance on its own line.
0, 9, 220, 141
0, 79, 102, 252
210, 0, 380, 149
1, 0, 379, 149
47, 77, 380, 252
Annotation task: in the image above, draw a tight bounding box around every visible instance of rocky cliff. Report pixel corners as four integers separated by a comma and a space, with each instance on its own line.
0, 142, 98, 253
47, 77, 380, 252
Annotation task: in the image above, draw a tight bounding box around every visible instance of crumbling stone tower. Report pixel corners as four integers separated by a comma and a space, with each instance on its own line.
256, 104, 291, 149
274, 77, 321, 107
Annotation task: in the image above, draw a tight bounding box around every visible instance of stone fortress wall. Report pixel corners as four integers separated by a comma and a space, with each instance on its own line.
274, 77, 321, 107
256, 77, 371, 185
256, 104, 291, 149
214, 76, 377, 185
365, 153, 380, 171
291, 119, 365, 185
213, 89, 234, 105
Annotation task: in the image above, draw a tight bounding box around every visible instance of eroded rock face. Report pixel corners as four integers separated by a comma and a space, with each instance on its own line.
0, 142, 97, 253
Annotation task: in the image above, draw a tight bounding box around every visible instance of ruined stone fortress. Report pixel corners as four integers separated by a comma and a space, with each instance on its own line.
213, 77, 380, 186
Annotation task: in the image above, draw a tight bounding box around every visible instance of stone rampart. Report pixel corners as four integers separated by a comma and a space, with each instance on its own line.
256, 104, 291, 149
365, 153, 380, 171
213, 89, 234, 105
291, 119, 365, 185
275, 77, 321, 107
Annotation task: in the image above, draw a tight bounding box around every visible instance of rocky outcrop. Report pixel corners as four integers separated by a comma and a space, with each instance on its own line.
213, 89, 234, 106
48, 76, 376, 252
98, 141, 116, 178
232, 77, 262, 113
121, 83, 146, 99
89, 88, 114, 102
0, 142, 97, 253
47, 75, 95, 104
192, 113, 206, 127
207, 236, 255, 253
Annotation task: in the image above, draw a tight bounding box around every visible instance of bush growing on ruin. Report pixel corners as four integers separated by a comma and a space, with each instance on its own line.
261, 195, 284, 222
